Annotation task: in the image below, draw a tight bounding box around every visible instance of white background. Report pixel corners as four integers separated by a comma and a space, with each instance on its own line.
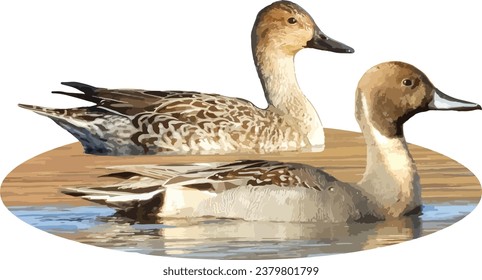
1, 0, 481, 279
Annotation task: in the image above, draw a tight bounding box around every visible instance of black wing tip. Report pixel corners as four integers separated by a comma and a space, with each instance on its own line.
60, 82, 98, 93
53, 82, 101, 103
61, 81, 95, 87
60, 188, 86, 197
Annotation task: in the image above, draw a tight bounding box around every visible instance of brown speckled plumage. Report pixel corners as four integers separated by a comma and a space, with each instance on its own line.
20, 83, 306, 155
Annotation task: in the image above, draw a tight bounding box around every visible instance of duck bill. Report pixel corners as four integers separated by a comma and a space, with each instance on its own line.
428, 88, 481, 111
306, 26, 354, 53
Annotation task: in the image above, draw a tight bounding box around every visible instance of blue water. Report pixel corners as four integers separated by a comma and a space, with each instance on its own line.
421, 203, 476, 221
8, 202, 478, 259
11, 206, 116, 233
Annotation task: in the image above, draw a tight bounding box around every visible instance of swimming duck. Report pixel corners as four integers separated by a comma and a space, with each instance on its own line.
18, 1, 353, 156
62, 61, 481, 223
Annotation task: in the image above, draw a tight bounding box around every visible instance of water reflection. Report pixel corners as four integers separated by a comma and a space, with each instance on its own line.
10, 202, 475, 259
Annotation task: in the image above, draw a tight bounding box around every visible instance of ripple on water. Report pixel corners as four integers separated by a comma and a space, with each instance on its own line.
8, 201, 477, 259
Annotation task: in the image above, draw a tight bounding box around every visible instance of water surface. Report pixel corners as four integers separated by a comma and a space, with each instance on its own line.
9, 201, 476, 259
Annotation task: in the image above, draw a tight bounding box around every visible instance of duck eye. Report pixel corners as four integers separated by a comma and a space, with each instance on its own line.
287, 17, 297, 24
402, 79, 413, 87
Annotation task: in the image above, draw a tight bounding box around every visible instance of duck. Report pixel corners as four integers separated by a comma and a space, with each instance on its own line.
18, 1, 354, 156
62, 61, 481, 223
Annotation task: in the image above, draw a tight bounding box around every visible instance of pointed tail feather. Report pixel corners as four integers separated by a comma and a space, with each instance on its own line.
62, 186, 165, 212
19, 103, 127, 155
18, 103, 71, 119
51, 91, 99, 103
62, 186, 165, 222
51, 81, 100, 104
18, 103, 101, 123
60, 82, 98, 94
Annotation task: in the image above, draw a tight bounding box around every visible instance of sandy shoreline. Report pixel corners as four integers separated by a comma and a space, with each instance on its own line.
1, 129, 480, 207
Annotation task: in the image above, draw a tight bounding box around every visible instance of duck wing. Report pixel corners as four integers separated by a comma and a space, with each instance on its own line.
62, 160, 331, 204
63, 161, 372, 222
61, 163, 225, 211
51, 81, 264, 118
160, 160, 335, 192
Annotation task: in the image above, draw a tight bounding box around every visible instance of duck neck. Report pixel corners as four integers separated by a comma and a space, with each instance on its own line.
355, 94, 421, 218
253, 48, 324, 149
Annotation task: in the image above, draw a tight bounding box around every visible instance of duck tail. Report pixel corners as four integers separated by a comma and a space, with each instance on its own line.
18, 103, 72, 119
61, 187, 165, 208
19, 103, 119, 154
18, 103, 99, 123
62, 167, 175, 215
51, 82, 100, 104
62, 186, 166, 221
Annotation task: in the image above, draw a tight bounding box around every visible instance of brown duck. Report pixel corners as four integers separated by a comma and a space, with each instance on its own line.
19, 1, 353, 155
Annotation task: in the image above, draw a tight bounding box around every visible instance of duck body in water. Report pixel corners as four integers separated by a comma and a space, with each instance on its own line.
19, 1, 353, 155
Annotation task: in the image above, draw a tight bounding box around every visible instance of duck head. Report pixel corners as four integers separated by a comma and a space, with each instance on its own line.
252, 1, 354, 57
356, 61, 481, 138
